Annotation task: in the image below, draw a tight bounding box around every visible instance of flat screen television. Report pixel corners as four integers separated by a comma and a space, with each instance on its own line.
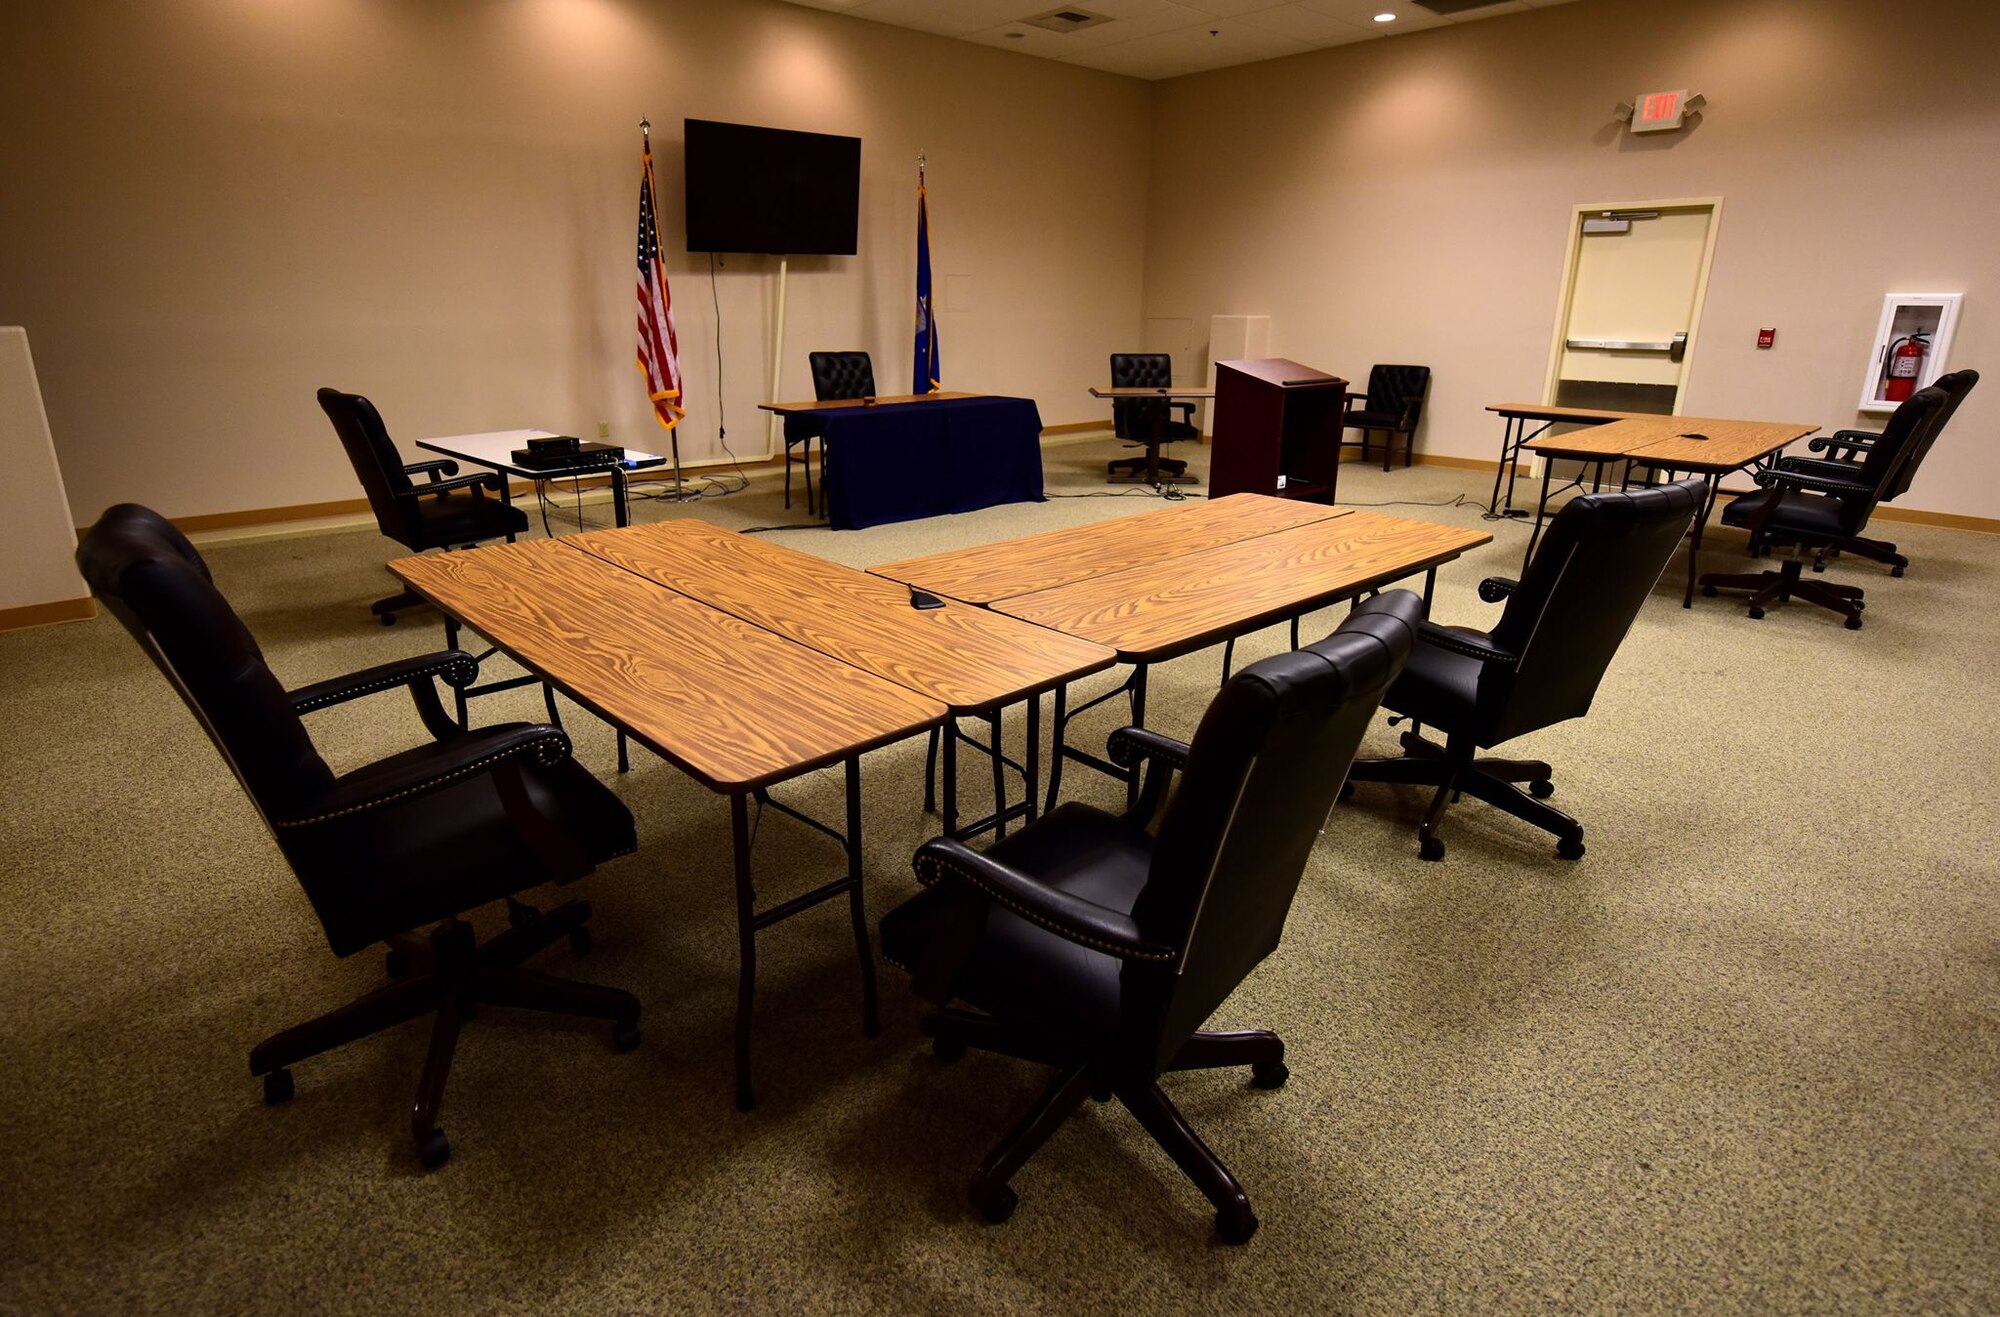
683, 119, 861, 255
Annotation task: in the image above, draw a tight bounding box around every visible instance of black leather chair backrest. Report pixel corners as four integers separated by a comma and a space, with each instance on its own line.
1109, 352, 1177, 439
1125, 591, 1421, 1072
76, 505, 337, 835
1885, 370, 1977, 502
809, 351, 876, 402
1367, 364, 1432, 429
318, 388, 419, 546
1843, 386, 1946, 528
1478, 479, 1704, 745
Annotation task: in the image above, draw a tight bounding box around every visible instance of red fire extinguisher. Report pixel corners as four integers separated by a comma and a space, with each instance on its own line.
1882, 331, 1929, 402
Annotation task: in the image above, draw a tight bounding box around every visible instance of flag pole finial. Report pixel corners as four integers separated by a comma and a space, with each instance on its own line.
918, 150, 926, 185
640, 117, 651, 142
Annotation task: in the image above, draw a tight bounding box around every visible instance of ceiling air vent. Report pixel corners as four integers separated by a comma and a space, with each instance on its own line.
1019, 7, 1112, 35
1412, 0, 1516, 14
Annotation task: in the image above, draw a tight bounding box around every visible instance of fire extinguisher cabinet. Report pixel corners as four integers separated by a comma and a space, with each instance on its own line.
1859, 293, 1962, 414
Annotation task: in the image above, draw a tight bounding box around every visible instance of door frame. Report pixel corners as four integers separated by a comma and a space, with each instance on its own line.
1540, 196, 1725, 415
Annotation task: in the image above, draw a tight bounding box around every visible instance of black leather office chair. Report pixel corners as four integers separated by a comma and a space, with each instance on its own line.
1759, 368, 1977, 577
1342, 364, 1431, 471
1346, 479, 1703, 861
1108, 352, 1196, 479
1701, 386, 1946, 629
881, 592, 1421, 1243
798, 351, 877, 516
317, 388, 528, 624
76, 504, 640, 1168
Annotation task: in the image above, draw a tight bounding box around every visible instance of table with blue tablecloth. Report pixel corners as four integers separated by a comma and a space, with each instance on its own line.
770, 393, 1045, 530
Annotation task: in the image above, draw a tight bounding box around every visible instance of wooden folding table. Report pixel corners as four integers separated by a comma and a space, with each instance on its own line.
390, 538, 944, 1112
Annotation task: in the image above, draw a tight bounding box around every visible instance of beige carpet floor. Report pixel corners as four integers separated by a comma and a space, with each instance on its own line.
3, 435, 1996, 1312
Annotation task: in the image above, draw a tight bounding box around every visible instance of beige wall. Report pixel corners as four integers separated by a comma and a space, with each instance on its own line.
0, 0, 1149, 524
1145, 0, 1998, 519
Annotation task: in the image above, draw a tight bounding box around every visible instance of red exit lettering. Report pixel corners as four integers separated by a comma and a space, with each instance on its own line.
1641, 92, 1680, 122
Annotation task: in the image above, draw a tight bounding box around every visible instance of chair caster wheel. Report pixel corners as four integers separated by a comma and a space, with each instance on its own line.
508, 901, 542, 931
972, 1182, 1018, 1225
262, 1068, 294, 1105
1338, 781, 1355, 803
379, 613, 397, 627
1747, 607, 1765, 620
1215, 1199, 1259, 1245
384, 947, 412, 979
1891, 566, 1905, 578
1528, 779, 1555, 799
1418, 836, 1445, 862
1845, 616, 1863, 630
933, 1036, 966, 1063
1556, 835, 1586, 861
569, 925, 593, 957
1251, 1060, 1289, 1090
1701, 584, 1717, 598
417, 1128, 451, 1170
612, 1020, 641, 1053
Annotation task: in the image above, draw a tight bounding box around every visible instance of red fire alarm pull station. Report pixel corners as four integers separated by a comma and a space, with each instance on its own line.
1757, 327, 1776, 349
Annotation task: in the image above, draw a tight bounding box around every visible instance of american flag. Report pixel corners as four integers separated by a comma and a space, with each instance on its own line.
636, 138, 685, 432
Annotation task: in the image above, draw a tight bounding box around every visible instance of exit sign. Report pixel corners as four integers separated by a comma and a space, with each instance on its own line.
1631, 89, 1689, 133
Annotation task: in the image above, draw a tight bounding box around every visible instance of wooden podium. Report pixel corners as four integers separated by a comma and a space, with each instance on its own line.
1208, 358, 1348, 503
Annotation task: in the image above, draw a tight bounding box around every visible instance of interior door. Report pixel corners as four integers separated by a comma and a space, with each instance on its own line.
1552, 204, 1718, 415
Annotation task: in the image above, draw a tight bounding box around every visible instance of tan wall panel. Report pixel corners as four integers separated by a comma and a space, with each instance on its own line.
0, 0, 1149, 523
1144, 0, 1999, 519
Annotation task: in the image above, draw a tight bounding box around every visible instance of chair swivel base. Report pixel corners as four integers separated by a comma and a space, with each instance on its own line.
248, 899, 639, 1168
1701, 558, 1865, 629
1346, 729, 1584, 862
1107, 454, 1189, 478
924, 1008, 1284, 1244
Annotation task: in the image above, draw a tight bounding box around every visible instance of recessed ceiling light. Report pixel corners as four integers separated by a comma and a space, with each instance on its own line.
1374, 11, 1397, 20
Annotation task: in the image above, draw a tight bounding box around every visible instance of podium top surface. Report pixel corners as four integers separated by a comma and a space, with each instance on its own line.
1215, 358, 1345, 389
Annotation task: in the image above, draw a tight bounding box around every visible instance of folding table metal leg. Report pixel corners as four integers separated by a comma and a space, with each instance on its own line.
1682, 473, 1722, 608
843, 755, 878, 1038
1126, 665, 1149, 811
1024, 692, 1041, 826
730, 793, 758, 1112
1487, 416, 1516, 515
1045, 686, 1068, 814
1524, 459, 1559, 570
942, 717, 959, 837
987, 712, 1009, 841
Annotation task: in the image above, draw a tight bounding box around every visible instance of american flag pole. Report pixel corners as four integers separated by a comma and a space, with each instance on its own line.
637, 117, 690, 499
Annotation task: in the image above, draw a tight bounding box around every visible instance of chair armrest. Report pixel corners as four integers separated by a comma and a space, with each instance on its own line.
912, 837, 1177, 964
1477, 576, 1519, 604
1106, 726, 1189, 774
290, 650, 479, 741
1753, 469, 1874, 497
276, 724, 573, 829
1776, 455, 1866, 481
1344, 391, 1369, 403
1418, 620, 1517, 668
404, 459, 461, 482
414, 472, 505, 498
1808, 429, 1878, 457
289, 650, 479, 713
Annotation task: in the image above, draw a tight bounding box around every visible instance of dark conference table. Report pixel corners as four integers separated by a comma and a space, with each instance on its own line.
761, 392, 1044, 530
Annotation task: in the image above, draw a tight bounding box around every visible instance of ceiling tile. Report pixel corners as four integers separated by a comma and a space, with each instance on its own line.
1296, 0, 1449, 34
1232, 3, 1377, 45
1442, 1, 1533, 21
843, 0, 1039, 37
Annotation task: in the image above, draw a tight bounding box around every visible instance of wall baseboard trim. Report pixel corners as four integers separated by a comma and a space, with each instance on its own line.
1870, 503, 2000, 535
1042, 420, 1109, 436
0, 595, 96, 632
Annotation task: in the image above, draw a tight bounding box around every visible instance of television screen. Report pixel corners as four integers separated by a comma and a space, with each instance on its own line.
683, 119, 861, 256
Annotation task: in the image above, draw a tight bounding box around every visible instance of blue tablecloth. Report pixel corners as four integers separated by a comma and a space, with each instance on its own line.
785, 395, 1045, 530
